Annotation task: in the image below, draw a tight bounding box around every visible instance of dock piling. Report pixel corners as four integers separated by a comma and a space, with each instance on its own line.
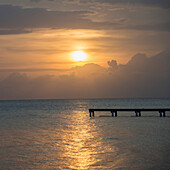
159, 111, 165, 117
115, 111, 117, 117
111, 110, 117, 117
111, 111, 114, 117
135, 111, 141, 117
135, 111, 138, 117
89, 111, 95, 117
89, 111, 92, 117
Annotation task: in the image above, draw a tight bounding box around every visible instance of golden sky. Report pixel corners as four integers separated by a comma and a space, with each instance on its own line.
0, 0, 170, 99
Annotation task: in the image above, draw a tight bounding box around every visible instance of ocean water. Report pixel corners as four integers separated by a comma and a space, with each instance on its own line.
0, 98, 170, 170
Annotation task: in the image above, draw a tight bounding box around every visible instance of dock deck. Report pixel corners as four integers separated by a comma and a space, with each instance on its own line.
89, 108, 170, 117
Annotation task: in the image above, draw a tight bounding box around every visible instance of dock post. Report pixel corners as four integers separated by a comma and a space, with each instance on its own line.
139, 111, 141, 117
115, 111, 117, 117
89, 111, 92, 117
163, 111, 166, 117
159, 111, 162, 117
92, 111, 94, 117
111, 111, 114, 117
135, 111, 138, 117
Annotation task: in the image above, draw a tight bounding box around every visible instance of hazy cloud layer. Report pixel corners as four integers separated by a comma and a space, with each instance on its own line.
0, 68, 70, 72
0, 5, 92, 28
0, 5, 111, 34
0, 4, 169, 35
0, 50, 169, 100
84, 0, 170, 9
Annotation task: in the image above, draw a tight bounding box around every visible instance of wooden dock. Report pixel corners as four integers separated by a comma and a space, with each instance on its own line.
89, 109, 170, 117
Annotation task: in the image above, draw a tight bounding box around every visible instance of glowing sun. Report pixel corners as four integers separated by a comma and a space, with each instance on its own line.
72, 51, 87, 61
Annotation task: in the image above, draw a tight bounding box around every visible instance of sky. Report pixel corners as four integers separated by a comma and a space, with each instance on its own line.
0, 0, 170, 99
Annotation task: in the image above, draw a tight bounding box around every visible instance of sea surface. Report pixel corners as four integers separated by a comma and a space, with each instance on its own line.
0, 98, 170, 170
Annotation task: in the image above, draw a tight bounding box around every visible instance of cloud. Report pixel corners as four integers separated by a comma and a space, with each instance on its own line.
0, 50, 169, 99
103, 50, 170, 97
0, 68, 70, 72
0, 5, 96, 34
84, 0, 170, 9
127, 22, 170, 32
29, 0, 170, 8
0, 4, 169, 35
72, 63, 106, 78
108, 60, 118, 71
0, 5, 90, 29
30, 0, 55, 1
30, 0, 40, 2
28, 0, 170, 9
0, 28, 32, 35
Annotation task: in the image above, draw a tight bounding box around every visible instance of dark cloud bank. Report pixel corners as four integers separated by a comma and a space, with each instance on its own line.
0, 5, 94, 34
84, 0, 170, 9
0, 50, 169, 100
0, 4, 169, 35
31, 0, 170, 8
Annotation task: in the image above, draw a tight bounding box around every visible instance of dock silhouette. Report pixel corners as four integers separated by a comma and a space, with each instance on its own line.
89, 108, 170, 117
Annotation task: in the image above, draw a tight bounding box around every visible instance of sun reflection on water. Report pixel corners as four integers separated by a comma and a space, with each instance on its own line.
61, 111, 100, 169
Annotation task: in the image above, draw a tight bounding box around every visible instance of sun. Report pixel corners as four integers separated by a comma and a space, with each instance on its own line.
72, 51, 87, 61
